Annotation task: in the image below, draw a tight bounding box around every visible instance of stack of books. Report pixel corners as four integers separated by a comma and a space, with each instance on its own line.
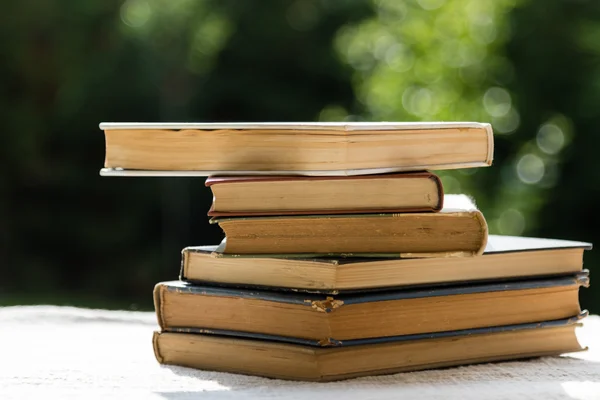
100, 121, 592, 382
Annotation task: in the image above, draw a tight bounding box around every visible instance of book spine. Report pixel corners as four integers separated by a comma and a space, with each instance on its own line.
484, 123, 495, 166
152, 331, 164, 364
430, 172, 444, 212
178, 248, 189, 281
153, 284, 167, 330
474, 210, 489, 256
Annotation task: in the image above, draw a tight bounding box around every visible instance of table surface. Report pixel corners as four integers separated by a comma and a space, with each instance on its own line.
1, 306, 599, 400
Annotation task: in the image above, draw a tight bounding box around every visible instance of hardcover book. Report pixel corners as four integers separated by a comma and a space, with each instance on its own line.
153, 316, 586, 381
99, 121, 493, 176
153, 273, 588, 343
210, 194, 488, 257
180, 235, 592, 292
205, 172, 444, 216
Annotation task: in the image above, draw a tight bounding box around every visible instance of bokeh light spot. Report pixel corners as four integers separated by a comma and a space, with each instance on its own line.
385, 44, 415, 72
120, 0, 151, 28
536, 123, 565, 155
516, 153, 545, 184
417, 0, 446, 11
492, 108, 520, 134
497, 208, 525, 235
483, 86, 511, 117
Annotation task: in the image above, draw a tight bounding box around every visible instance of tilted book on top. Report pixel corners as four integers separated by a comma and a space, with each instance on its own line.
99, 121, 493, 176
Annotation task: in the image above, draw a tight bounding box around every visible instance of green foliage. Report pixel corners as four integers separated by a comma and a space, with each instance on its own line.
330, 0, 547, 238
0, 0, 597, 311
333, 0, 599, 310
0, 0, 369, 307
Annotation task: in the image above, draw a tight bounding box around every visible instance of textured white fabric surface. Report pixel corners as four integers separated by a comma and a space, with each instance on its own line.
1, 306, 599, 400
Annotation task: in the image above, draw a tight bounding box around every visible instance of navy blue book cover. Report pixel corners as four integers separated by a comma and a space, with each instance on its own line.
160, 272, 589, 312
183, 234, 592, 262
165, 314, 586, 347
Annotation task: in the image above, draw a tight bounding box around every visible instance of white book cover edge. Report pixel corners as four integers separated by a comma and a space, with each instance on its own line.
99, 162, 489, 177
99, 121, 492, 131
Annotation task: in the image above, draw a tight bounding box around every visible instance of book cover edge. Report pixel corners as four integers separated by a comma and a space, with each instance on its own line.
160, 313, 584, 348
158, 272, 589, 308
182, 236, 592, 260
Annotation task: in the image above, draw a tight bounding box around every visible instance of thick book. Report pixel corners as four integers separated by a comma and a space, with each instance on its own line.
210, 194, 488, 257
153, 273, 588, 343
153, 316, 586, 381
205, 172, 444, 217
99, 121, 493, 176
180, 235, 592, 292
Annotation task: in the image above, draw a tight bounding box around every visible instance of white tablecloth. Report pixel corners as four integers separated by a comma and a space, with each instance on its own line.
1, 306, 599, 400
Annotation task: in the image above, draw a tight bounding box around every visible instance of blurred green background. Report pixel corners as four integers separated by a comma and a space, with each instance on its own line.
1, 0, 597, 311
